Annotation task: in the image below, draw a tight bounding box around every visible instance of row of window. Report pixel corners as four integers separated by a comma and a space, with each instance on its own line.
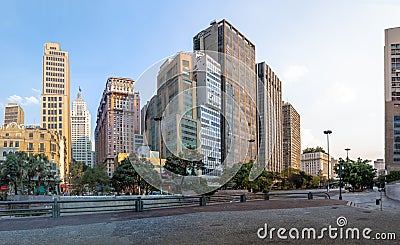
45, 89, 64, 94
3, 141, 20, 148
43, 102, 63, 108
43, 109, 62, 115
45, 61, 65, 67
46, 56, 65, 62
45, 77, 65, 83
43, 96, 62, 102
45, 83, 64, 89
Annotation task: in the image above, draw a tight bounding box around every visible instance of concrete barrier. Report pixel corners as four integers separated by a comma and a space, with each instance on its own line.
385, 182, 400, 201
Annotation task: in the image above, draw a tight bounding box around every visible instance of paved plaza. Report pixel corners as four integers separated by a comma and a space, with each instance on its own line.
0, 193, 398, 245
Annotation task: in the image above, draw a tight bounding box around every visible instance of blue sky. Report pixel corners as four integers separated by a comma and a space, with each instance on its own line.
0, 0, 399, 161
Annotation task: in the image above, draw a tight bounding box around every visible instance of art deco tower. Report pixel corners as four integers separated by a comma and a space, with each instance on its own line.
41, 42, 71, 181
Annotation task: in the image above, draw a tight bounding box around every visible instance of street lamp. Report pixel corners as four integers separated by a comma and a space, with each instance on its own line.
154, 116, 163, 194
248, 139, 255, 161
340, 148, 351, 200
323, 130, 332, 192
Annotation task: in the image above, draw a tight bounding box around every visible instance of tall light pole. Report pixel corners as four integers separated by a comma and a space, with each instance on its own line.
323, 130, 332, 192
340, 148, 350, 200
154, 116, 163, 194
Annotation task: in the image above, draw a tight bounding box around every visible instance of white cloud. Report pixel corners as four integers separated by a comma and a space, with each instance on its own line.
8, 95, 23, 103
24, 96, 39, 105
301, 127, 320, 150
7, 94, 39, 106
282, 65, 309, 82
31, 88, 41, 93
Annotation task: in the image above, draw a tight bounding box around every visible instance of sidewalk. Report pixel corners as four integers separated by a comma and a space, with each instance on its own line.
0, 198, 346, 232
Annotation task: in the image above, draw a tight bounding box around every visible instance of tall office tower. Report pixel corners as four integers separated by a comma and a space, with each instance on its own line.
194, 19, 257, 165
157, 52, 199, 158
143, 95, 160, 152
385, 27, 400, 172
71, 89, 93, 167
95, 77, 137, 177
194, 52, 222, 176
41, 42, 71, 182
282, 102, 301, 171
257, 62, 283, 172
4, 103, 24, 126
141, 101, 149, 135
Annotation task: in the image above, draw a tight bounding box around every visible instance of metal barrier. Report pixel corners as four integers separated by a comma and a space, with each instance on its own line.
0, 191, 330, 219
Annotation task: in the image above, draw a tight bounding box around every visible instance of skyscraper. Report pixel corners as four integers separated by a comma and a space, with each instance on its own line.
95, 77, 138, 177
71, 89, 93, 167
282, 102, 301, 171
41, 42, 71, 182
4, 103, 24, 126
156, 52, 199, 157
257, 62, 283, 172
194, 19, 257, 165
385, 27, 400, 172
194, 52, 222, 176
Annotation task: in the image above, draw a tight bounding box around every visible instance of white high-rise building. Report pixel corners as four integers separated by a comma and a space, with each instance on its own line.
71, 88, 93, 167
194, 52, 222, 176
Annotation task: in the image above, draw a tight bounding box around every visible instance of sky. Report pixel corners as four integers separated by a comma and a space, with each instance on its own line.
0, 0, 399, 162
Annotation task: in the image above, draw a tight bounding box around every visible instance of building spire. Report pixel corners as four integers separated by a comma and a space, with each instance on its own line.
77, 86, 82, 98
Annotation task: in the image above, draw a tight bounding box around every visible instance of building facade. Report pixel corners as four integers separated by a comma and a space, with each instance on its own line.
40, 42, 71, 180
385, 27, 400, 172
4, 103, 24, 126
95, 77, 139, 177
374, 159, 386, 176
301, 151, 330, 178
194, 52, 222, 176
71, 89, 93, 167
156, 52, 200, 158
282, 102, 301, 170
0, 122, 65, 181
257, 62, 283, 172
193, 19, 257, 165
142, 95, 160, 153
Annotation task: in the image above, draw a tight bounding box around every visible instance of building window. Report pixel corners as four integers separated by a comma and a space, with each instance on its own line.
40, 133, 45, 139
2, 151, 6, 157
10, 142, 13, 148
15, 141, 19, 148
29, 133, 33, 138
40, 143, 44, 152
3, 142, 7, 147
28, 143, 33, 151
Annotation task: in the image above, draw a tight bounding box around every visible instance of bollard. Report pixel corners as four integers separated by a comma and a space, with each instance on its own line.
308, 192, 313, 200
135, 197, 143, 212
52, 197, 60, 218
264, 193, 270, 200
200, 195, 206, 206
240, 194, 247, 202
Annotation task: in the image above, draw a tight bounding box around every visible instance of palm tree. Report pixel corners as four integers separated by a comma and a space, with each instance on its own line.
14, 151, 28, 195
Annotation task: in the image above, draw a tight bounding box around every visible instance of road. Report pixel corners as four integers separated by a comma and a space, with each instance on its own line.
0, 198, 399, 245
338, 189, 400, 211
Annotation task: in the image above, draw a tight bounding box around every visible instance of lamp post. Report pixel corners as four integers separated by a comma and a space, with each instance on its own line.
154, 116, 163, 194
248, 139, 255, 161
323, 130, 332, 192
340, 148, 350, 200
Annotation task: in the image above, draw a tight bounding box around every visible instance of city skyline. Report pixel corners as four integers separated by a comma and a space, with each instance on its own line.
1, 1, 399, 161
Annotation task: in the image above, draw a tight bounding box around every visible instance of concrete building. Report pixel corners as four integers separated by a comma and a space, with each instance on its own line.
257, 62, 283, 172
301, 151, 331, 178
95, 77, 139, 177
71, 89, 93, 167
142, 95, 160, 153
282, 102, 301, 171
0, 122, 65, 182
41, 42, 71, 180
193, 19, 257, 165
156, 52, 200, 158
385, 27, 400, 172
374, 159, 386, 176
194, 52, 222, 176
4, 103, 24, 126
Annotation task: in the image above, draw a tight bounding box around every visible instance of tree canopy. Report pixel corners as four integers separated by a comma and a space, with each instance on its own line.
334, 157, 376, 191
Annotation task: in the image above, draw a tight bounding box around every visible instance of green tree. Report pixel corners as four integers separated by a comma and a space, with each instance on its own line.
334, 158, 376, 191
81, 164, 110, 195
164, 147, 204, 177
69, 161, 87, 195
112, 158, 138, 194
386, 171, 400, 183
1, 153, 20, 194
